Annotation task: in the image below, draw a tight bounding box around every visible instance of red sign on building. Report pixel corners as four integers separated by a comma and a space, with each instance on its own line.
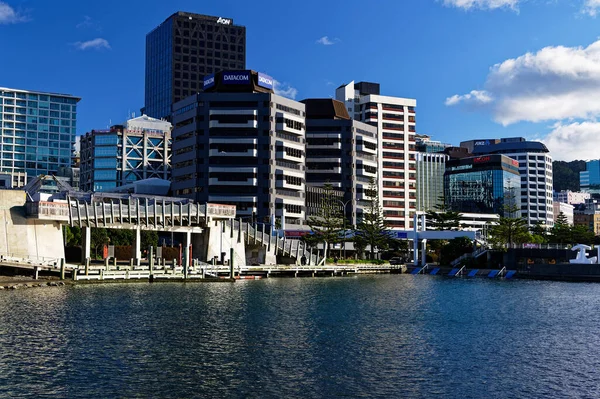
473, 156, 491, 163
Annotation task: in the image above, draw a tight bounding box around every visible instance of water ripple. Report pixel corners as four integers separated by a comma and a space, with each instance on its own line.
1, 277, 600, 398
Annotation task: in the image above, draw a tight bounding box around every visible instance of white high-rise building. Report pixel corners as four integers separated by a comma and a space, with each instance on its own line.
336, 81, 417, 229
461, 137, 554, 227
554, 190, 590, 206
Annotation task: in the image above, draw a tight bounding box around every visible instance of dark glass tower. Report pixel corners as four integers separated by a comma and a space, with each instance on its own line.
144, 12, 246, 120
444, 154, 521, 217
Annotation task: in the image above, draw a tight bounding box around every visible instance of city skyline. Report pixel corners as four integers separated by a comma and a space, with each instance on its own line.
1, 0, 600, 161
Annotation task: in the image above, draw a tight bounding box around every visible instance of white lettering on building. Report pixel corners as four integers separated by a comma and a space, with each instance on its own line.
224, 74, 248, 81
217, 17, 232, 25
258, 76, 273, 86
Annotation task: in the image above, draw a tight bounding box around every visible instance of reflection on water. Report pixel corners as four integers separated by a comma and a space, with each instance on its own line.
1, 276, 600, 398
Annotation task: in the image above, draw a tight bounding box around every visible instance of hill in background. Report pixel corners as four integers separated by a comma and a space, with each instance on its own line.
552, 160, 586, 192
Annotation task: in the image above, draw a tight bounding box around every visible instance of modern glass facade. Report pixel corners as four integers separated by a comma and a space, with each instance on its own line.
145, 17, 173, 120
580, 160, 600, 194
445, 155, 521, 217
0, 87, 79, 185
416, 152, 447, 211
461, 137, 553, 227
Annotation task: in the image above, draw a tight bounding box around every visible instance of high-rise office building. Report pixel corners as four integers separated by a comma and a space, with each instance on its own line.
416, 152, 448, 212
80, 115, 172, 192
302, 98, 379, 226
144, 12, 246, 120
336, 81, 417, 229
580, 160, 600, 194
0, 87, 80, 186
461, 137, 553, 226
445, 155, 521, 217
171, 70, 306, 226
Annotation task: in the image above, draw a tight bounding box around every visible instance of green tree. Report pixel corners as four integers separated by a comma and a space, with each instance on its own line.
530, 221, 549, 244
141, 230, 159, 249
91, 228, 110, 259
571, 224, 594, 245
488, 186, 530, 249
304, 183, 344, 261
108, 229, 134, 246
426, 210, 462, 231
63, 225, 82, 247
354, 178, 393, 259
426, 195, 462, 231
489, 217, 531, 249
550, 212, 572, 244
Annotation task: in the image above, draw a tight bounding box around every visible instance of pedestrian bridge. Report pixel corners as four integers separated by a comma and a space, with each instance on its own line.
26, 192, 236, 230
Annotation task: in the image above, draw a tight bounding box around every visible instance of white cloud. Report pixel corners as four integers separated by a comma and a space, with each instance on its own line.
76, 15, 92, 28
542, 121, 600, 161
73, 38, 111, 51
0, 1, 26, 24
442, 0, 519, 11
316, 36, 340, 45
274, 80, 298, 99
445, 90, 493, 106
446, 39, 600, 125
582, 0, 600, 16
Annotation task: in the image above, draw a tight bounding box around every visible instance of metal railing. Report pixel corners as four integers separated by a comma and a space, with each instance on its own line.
275, 160, 303, 170
276, 131, 302, 143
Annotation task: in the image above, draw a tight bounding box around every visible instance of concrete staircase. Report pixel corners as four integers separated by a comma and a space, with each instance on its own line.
233, 220, 323, 266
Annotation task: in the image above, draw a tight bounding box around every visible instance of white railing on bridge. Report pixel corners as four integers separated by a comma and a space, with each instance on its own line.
26, 201, 70, 221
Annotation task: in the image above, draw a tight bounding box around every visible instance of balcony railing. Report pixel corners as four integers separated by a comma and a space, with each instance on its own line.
356, 152, 376, 162
275, 189, 304, 198
276, 159, 304, 171
276, 131, 302, 143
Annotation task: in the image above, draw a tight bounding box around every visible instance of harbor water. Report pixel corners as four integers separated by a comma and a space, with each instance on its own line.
1, 275, 600, 398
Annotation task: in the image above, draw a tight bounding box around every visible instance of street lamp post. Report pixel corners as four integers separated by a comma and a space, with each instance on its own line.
336, 199, 353, 260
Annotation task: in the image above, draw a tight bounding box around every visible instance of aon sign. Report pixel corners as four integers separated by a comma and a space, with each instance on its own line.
217, 17, 232, 25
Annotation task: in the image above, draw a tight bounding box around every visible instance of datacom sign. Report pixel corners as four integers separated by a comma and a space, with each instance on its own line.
203, 74, 215, 89
257, 73, 274, 90
222, 71, 251, 85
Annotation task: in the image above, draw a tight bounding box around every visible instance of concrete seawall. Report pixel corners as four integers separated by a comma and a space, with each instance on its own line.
0, 190, 65, 261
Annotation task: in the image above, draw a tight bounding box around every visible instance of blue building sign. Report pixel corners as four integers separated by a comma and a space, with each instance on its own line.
222, 71, 250, 84
203, 74, 215, 89
257, 73, 274, 90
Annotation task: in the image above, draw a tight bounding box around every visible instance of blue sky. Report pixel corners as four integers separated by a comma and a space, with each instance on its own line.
2, 0, 600, 160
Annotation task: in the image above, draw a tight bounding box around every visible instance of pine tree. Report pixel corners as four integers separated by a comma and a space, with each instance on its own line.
304, 183, 344, 261
571, 224, 594, 245
530, 221, 549, 244
354, 178, 393, 259
488, 186, 530, 249
425, 195, 462, 231
550, 212, 572, 244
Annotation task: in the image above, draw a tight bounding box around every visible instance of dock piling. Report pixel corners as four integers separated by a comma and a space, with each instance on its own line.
60, 259, 65, 280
